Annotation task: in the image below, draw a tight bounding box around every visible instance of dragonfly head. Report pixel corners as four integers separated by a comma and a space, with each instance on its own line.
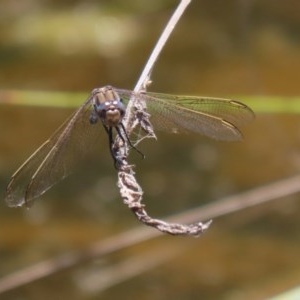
93, 87, 126, 127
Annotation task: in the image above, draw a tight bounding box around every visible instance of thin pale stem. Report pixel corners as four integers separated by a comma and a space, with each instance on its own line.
133, 0, 191, 93
124, 0, 191, 129
117, 0, 208, 236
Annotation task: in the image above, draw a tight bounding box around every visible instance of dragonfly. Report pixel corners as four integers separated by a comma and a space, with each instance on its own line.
5, 85, 254, 208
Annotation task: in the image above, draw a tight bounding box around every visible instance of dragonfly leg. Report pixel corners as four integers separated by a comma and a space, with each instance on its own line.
118, 123, 145, 159
102, 124, 123, 169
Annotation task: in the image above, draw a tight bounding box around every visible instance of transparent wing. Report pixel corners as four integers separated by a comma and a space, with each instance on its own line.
5, 94, 104, 207
117, 89, 254, 141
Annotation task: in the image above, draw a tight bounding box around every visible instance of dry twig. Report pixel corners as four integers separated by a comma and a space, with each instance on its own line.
115, 0, 211, 236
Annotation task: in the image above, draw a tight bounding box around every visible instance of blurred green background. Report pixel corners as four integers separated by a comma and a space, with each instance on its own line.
0, 0, 300, 299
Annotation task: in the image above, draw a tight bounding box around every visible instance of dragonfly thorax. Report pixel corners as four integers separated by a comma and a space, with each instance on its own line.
92, 87, 126, 127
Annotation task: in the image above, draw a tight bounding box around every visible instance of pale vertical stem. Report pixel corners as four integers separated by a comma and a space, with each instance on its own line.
123, 0, 191, 129
117, 1, 212, 236
134, 0, 191, 93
